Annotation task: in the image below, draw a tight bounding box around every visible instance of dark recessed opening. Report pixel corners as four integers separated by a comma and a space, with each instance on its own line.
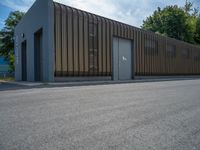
34, 28, 43, 81
21, 40, 27, 81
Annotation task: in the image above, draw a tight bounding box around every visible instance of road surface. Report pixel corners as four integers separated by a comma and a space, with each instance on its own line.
0, 79, 200, 150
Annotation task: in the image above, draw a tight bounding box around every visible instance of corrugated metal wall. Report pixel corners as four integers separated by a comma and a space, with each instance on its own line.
54, 2, 200, 77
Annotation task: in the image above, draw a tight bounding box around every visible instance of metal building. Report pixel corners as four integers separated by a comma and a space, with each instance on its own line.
14, 0, 200, 82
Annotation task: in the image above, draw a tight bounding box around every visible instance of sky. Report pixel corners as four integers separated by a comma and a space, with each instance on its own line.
0, 0, 200, 30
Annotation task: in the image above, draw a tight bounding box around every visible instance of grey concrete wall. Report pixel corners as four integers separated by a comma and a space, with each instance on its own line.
14, 0, 54, 82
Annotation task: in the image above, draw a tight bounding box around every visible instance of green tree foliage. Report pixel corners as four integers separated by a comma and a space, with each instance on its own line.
0, 11, 24, 72
142, 1, 200, 45
195, 16, 200, 44
183, 0, 193, 14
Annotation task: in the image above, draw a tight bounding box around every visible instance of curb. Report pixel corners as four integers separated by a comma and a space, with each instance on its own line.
3, 77, 200, 87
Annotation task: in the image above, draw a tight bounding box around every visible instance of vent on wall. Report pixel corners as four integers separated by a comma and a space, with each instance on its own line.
144, 39, 158, 56
194, 51, 200, 62
182, 48, 190, 59
88, 22, 98, 75
167, 44, 176, 58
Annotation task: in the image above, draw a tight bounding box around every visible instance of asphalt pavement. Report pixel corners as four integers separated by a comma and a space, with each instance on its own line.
0, 79, 200, 150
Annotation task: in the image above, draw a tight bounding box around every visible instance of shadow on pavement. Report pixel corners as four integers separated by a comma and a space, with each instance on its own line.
0, 82, 32, 91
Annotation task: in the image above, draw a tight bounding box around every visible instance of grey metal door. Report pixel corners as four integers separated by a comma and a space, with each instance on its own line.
113, 37, 132, 80
118, 38, 132, 80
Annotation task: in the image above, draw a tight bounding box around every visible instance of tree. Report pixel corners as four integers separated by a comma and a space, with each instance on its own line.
0, 11, 24, 72
195, 16, 200, 44
141, 1, 199, 44
183, 0, 193, 14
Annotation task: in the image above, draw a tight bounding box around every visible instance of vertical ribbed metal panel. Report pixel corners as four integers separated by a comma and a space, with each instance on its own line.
88, 13, 93, 75
61, 5, 67, 75
78, 10, 84, 75
136, 30, 139, 75
192, 49, 194, 74
106, 19, 110, 75
72, 9, 78, 75
139, 30, 143, 75
159, 37, 164, 74
155, 34, 158, 74
164, 37, 167, 74
83, 12, 89, 74
153, 34, 156, 74
67, 7, 73, 75
165, 38, 169, 74
186, 46, 190, 74
101, 18, 106, 75
134, 28, 138, 75
179, 43, 183, 74
108, 20, 114, 76
136, 30, 140, 75
143, 33, 147, 75
177, 43, 181, 74
54, 2, 200, 77
141, 31, 145, 75
93, 15, 98, 75
97, 17, 102, 74
54, 3, 61, 76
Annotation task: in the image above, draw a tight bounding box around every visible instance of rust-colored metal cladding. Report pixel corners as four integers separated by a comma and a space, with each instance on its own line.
54, 2, 200, 77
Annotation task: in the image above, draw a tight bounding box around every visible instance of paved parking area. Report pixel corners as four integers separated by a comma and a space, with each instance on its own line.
0, 79, 200, 150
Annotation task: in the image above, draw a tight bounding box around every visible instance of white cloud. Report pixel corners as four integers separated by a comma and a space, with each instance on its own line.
0, 0, 199, 27
0, 0, 35, 11
54, 0, 191, 27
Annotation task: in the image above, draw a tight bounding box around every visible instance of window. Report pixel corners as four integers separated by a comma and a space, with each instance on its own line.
167, 44, 176, 58
182, 48, 190, 59
88, 22, 98, 72
144, 39, 158, 55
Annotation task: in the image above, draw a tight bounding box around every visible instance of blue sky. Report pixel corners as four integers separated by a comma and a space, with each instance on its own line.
0, 3, 13, 29
0, 0, 200, 30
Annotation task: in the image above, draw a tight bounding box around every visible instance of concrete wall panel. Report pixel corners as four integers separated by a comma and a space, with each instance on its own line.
15, 0, 54, 81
